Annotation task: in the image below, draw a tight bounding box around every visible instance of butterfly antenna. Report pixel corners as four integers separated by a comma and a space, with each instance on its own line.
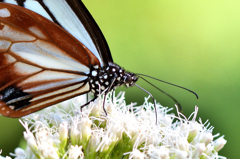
136, 73, 199, 99
137, 76, 183, 112
134, 83, 158, 124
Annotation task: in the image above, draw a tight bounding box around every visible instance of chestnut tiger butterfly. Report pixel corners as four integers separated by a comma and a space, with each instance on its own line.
0, 0, 198, 119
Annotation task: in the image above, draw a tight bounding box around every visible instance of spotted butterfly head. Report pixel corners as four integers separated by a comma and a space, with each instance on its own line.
123, 72, 138, 88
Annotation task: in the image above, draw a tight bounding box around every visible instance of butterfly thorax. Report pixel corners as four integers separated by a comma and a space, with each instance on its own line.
89, 62, 138, 95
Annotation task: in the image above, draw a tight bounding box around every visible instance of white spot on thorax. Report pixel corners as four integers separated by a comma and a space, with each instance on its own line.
112, 68, 116, 72
0, 8, 10, 17
101, 86, 105, 90
93, 65, 99, 69
103, 75, 108, 79
92, 70, 97, 76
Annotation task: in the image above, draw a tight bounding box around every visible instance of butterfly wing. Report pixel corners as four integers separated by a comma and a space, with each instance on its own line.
65, 0, 113, 65
0, 0, 113, 65
0, 3, 100, 117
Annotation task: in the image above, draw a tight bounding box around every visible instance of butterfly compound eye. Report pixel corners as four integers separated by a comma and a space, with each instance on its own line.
124, 73, 138, 87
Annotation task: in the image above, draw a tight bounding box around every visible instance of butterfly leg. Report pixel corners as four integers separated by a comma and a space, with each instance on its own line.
102, 93, 107, 115
80, 96, 98, 112
111, 91, 114, 103
102, 74, 117, 116
86, 93, 89, 103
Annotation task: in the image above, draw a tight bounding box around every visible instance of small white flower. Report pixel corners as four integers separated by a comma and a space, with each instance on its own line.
171, 149, 188, 159
96, 134, 113, 154
188, 121, 202, 143
129, 149, 145, 159
192, 143, 206, 158
200, 132, 213, 146
146, 145, 170, 159
1, 92, 227, 159
14, 148, 25, 158
85, 130, 101, 158
205, 144, 215, 156
70, 117, 80, 146
214, 136, 227, 152
68, 145, 83, 159
36, 129, 58, 159
177, 137, 189, 151
21, 121, 40, 158
59, 121, 68, 153
79, 117, 92, 150
89, 98, 103, 117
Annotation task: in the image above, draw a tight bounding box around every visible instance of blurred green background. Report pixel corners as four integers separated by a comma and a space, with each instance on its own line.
1, 0, 239, 158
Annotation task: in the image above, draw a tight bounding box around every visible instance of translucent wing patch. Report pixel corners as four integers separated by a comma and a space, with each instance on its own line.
0, 3, 100, 117
40, 0, 100, 62
0, 0, 103, 65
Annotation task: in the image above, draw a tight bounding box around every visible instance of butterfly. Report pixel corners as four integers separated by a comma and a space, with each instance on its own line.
0, 0, 198, 118
0, 0, 141, 118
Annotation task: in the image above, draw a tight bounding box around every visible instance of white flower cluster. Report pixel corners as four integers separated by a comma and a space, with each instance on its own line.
1, 92, 226, 159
